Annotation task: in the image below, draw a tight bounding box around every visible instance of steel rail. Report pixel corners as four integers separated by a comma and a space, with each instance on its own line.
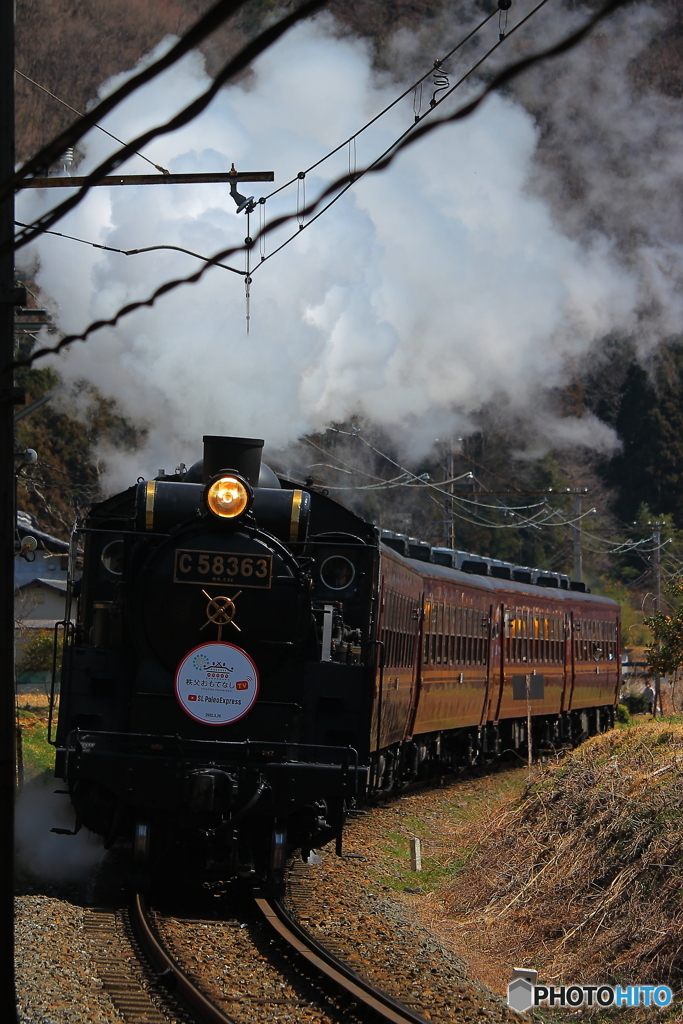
129, 892, 238, 1024
254, 891, 432, 1024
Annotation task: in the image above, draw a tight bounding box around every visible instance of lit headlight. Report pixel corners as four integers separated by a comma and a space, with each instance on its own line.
205, 475, 252, 519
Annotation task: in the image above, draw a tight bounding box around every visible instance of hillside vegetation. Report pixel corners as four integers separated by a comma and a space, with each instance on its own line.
445, 723, 683, 992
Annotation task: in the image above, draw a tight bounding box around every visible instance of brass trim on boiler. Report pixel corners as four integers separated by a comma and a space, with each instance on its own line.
290, 489, 303, 542
145, 480, 156, 530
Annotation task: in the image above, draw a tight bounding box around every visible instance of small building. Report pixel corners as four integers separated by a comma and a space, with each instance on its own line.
15, 511, 76, 692
15, 577, 69, 625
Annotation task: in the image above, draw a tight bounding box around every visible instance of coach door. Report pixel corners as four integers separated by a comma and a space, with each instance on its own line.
561, 611, 576, 712
491, 603, 506, 722
403, 593, 425, 741
479, 602, 496, 726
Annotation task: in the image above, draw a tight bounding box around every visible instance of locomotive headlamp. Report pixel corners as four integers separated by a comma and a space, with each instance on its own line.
205, 474, 252, 519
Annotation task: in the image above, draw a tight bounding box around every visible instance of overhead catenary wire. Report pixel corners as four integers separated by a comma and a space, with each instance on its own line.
262, 8, 498, 202
319, 428, 600, 530
14, 70, 170, 175
8, 0, 325, 253
13, 220, 246, 274
253, 0, 555, 274
11, 1, 500, 265
10, 0, 632, 370
3, 0, 253, 200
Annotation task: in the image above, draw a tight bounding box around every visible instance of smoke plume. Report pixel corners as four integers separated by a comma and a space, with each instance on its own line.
16, 2, 683, 484
15, 774, 104, 883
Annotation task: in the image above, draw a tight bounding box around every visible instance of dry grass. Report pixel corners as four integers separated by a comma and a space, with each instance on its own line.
445, 724, 683, 988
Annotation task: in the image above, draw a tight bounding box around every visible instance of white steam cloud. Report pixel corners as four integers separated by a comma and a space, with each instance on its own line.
16, 775, 104, 882
17, 4, 682, 484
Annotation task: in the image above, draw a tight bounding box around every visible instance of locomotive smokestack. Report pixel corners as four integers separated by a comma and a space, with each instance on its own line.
202, 435, 264, 487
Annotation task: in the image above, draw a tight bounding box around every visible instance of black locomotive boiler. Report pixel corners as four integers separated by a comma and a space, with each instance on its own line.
53, 433, 620, 885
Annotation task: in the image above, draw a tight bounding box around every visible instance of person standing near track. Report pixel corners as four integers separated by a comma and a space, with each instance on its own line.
642, 683, 655, 716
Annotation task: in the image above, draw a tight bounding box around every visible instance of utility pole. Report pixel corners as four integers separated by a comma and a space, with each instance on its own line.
651, 522, 663, 716
445, 440, 454, 550
0, 0, 19, 1015
572, 490, 583, 583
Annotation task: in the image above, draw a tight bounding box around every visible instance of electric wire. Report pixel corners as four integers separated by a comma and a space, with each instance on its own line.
252, 0, 555, 275
8, 0, 325, 253
14, 70, 169, 174
10, 0, 632, 370
4, 0, 252, 200
13, 220, 246, 274
262, 8, 498, 202
321, 428, 600, 530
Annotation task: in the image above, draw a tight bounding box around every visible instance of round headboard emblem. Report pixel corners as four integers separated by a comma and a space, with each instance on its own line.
174, 641, 259, 725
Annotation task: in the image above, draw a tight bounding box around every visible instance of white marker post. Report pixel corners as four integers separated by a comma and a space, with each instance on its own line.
410, 837, 422, 872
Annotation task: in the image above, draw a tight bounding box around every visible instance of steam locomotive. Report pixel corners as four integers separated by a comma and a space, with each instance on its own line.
52, 434, 620, 885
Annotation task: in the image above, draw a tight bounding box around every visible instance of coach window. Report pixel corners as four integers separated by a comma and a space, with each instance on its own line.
466, 609, 473, 665
382, 590, 393, 667
577, 620, 588, 662
481, 611, 489, 665
448, 604, 454, 665
474, 607, 480, 665
474, 609, 480, 665
466, 607, 471, 664
423, 601, 430, 665
508, 611, 518, 663
460, 607, 466, 665
521, 612, 527, 663
474, 609, 479, 665
460, 608, 466, 664
456, 606, 462, 663
438, 598, 444, 663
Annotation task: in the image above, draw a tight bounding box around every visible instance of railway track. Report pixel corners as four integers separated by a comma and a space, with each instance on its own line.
253, 892, 431, 1024
117, 888, 432, 1024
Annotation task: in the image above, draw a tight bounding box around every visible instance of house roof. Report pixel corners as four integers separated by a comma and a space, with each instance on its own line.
15, 577, 68, 595
16, 510, 69, 553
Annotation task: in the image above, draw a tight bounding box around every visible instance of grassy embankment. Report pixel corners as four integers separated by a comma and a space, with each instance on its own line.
443, 720, 683, 990
16, 695, 56, 781
366, 720, 683, 1019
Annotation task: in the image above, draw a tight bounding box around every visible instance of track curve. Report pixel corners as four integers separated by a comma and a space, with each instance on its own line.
130, 892, 238, 1024
253, 891, 432, 1024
